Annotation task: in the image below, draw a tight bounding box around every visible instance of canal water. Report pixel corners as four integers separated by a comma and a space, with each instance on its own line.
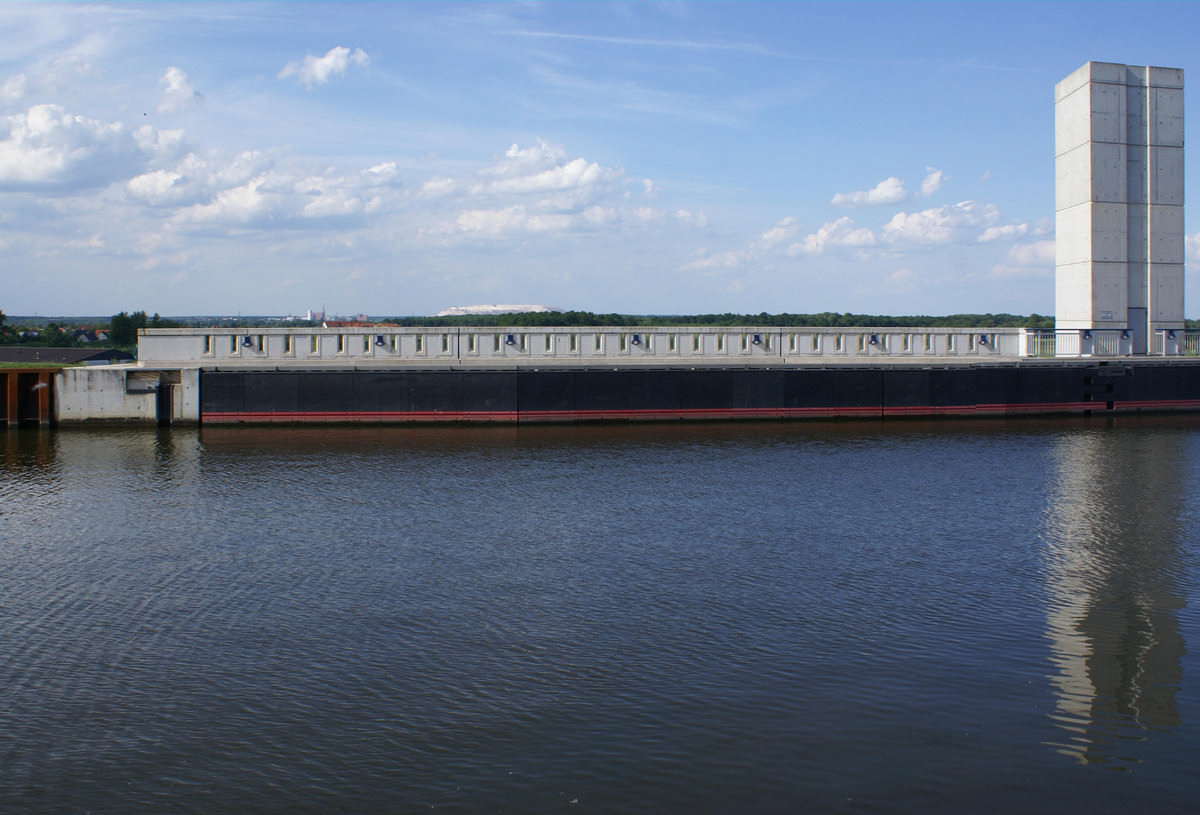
2, 419, 1199, 813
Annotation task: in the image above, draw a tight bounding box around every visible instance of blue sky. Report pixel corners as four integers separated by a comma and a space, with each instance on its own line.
2, 1, 1198, 318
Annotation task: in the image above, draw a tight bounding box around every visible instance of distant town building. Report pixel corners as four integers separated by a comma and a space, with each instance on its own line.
0, 347, 134, 365
72, 329, 108, 343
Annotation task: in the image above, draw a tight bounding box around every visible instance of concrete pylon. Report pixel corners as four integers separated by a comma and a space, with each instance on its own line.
1055, 62, 1184, 353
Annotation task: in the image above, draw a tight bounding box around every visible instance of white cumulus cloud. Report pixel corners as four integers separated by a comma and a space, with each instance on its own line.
483, 140, 567, 179
425, 140, 653, 240
482, 156, 610, 195
0, 104, 150, 190
978, 223, 1029, 243
174, 175, 286, 225
278, 46, 369, 88
754, 217, 800, 252
419, 176, 457, 198
466, 140, 625, 213
684, 213, 879, 271
881, 201, 999, 245
831, 176, 907, 207
126, 150, 273, 208
919, 167, 945, 197
788, 216, 877, 256
127, 147, 402, 229
127, 167, 185, 203
681, 248, 747, 272
158, 67, 204, 114
454, 205, 572, 234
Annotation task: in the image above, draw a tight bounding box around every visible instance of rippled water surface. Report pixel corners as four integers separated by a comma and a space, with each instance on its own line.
3, 419, 1199, 813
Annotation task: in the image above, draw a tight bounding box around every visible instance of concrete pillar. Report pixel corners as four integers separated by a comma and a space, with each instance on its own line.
1055, 62, 1185, 349
37, 371, 51, 425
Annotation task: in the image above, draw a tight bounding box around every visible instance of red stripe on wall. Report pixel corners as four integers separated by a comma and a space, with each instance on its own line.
198, 400, 1181, 424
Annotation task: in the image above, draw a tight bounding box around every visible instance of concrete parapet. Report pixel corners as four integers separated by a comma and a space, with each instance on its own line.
138, 326, 1025, 366
55, 366, 199, 424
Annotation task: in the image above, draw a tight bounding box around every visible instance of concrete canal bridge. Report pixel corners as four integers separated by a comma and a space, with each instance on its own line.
10, 61, 1197, 427
28, 321, 1200, 426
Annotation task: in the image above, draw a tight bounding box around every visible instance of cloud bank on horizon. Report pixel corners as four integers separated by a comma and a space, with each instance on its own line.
1, 2, 1198, 318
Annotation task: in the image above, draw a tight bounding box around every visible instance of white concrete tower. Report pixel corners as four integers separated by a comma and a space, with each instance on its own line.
1055, 62, 1184, 353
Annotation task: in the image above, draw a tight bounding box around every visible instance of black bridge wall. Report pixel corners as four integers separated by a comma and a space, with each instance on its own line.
200, 363, 1200, 423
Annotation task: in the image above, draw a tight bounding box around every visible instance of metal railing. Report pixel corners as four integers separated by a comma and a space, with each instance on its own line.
1024, 328, 1200, 358
1021, 329, 1132, 358
1150, 330, 1200, 356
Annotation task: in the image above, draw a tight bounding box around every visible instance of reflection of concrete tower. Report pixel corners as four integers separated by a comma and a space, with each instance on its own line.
1055, 62, 1184, 353
1042, 431, 1186, 765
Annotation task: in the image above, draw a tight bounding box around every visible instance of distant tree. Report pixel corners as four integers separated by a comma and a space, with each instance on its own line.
110, 311, 149, 346
378, 311, 1060, 330
110, 312, 131, 345
44, 322, 76, 347
0, 309, 6, 329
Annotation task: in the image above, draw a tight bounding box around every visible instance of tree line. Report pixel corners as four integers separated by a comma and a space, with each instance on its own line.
383, 311, 1060, 329
11, 308, 1200, 339
0, 310, 180, 349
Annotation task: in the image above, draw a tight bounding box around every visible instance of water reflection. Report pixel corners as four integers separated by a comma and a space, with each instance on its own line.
1, 428, 61, 516
2, 426, 58, 473
2, 419, 1199, 811
1042, 427, 1187, 766
1, 428, 204, 533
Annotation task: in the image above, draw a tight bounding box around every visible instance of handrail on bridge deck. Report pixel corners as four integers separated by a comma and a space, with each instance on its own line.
1021, 328, 1200, 358
1151, 329, 1200, 357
